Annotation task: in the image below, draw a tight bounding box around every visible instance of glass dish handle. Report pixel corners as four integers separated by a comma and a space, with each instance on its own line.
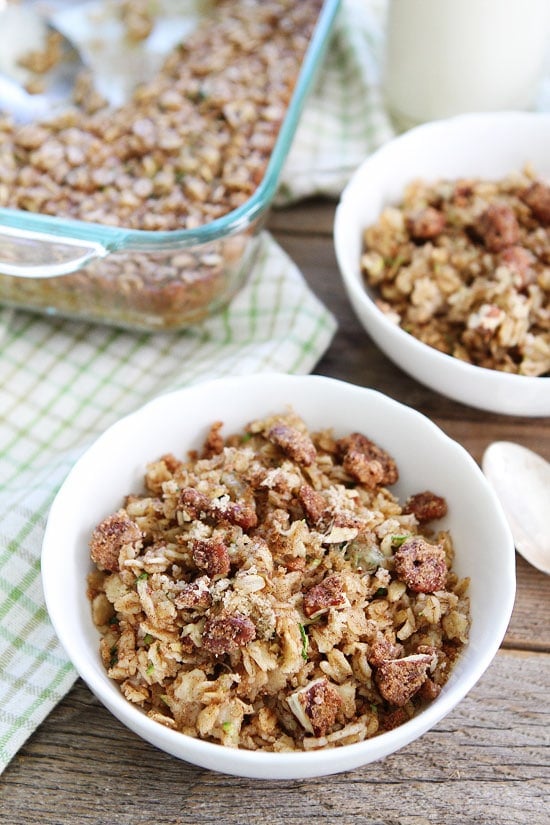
0, 225, 108, 278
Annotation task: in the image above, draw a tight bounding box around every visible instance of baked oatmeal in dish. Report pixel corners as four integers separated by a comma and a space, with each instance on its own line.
87, 410, 470, 751
360, 169, 550, 376
0, 0, 328, 329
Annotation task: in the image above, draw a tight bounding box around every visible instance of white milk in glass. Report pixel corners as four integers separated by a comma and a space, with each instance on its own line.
384, 0, 550, 130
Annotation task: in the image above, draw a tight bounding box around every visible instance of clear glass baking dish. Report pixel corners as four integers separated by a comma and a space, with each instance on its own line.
0, 0, 340, 330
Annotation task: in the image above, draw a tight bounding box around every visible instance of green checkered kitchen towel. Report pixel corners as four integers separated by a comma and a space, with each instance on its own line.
0, 0, 393, 771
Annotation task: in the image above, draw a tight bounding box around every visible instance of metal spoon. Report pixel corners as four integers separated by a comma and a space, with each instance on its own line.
482, 441, 550, 576
0, 1, 207, 122
0, 2, 84, 122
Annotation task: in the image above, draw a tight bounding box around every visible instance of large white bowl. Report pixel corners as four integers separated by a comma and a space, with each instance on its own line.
41, 374, 515, 779
334, 111, 550, 417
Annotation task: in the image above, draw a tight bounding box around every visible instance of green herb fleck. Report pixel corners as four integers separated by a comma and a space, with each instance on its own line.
146, 663, 155, 675
221, 721, 233, 733
160, 694, 170, 706
137, 572, 149, 581
108, 615, 120, 626
241, 432, 253, 442
143, 634, 154, 645
109, 645, 118, 668
391, 534, 409, 547
370, 703, 378, 714
373, 587, 388, 598
298, 623, 309, 661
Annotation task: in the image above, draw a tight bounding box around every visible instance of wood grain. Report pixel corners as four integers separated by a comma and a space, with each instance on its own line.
2, 199, 548, 822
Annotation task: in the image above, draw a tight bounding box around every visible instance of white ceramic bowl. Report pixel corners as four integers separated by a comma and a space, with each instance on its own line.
41, 374, 515, 779
334, 111, 550, 417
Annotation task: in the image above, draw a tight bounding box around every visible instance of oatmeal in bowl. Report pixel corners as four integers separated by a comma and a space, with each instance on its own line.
41, 374, 515, 778
86, 408, 470, 751
335, 111, 550, 416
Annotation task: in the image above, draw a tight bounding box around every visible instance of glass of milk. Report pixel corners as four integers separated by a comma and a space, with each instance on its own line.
383, 0, 550, 130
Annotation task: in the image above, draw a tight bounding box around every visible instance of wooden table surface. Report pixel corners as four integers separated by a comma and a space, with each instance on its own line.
3, 200, 549, 824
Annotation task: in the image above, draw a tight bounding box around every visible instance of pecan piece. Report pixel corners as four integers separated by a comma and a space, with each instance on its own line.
499, 245, 537, 290
174, 575, 212, 610
417, 677, 442, 702
179, 487, 257, 530
179, 488, 212, 519
337, 432, 398, 488
298, 483, 326, 526
89, 510, 142, 572
403, 491, 448, 523
393, 536, 447, 593
474, 203, 519, 251
522, 181, 550, 225
287, 678, 343, 737
202, 611, 256, 655
191, 537, 230, 577
379, 707, 411, 731
375, 654, 433, 706
367, 635, 404, 667
266, 423, 317, 466
406, 206, 445, 240
303, 575, 348, 618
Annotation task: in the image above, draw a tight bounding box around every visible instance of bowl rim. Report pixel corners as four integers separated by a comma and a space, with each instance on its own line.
41, 373, 516, 778
334, 111, 550, 398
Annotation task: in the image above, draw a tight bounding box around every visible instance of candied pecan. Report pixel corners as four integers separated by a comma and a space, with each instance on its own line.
191, 537, 230, 577
266, 423, 317, 466
417, 677, 442, 702
282, 555, 306, 572
174, 576, 212, 610
298, 484, 326, 526
303, 575, 348, 618
179, 488, 212, 519
219, 500, 258, 530
179, 487, 257, 530
379, 706, 411, 731
337, 432, 398, 488
202, 611, 256, 655
287, 678, 343, 737
367, 636, 404, 667
180, 635, 197, 654
374, 654, 433, 706
474, 203, 519, 251
522, 181, 550, 225
406, 206, 445, 240
393, 536, 447, 593
89, 510, 142, 572
499, 245, 537, 289
403, 491, 448, 523
202, 421, 225, 458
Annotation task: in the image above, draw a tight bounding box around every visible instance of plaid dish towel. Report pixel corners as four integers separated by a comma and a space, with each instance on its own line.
9, 0, 530, 770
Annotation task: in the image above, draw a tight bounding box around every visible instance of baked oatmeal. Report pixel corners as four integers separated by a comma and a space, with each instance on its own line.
87, 410, 470, 751
0, 0, 324, 328
360, 169, 550, 376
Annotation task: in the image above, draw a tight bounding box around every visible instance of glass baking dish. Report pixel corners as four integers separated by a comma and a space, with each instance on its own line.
0, 0, 340, 330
